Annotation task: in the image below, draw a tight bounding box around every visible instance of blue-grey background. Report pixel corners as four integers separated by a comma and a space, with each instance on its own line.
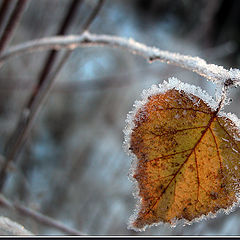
0, 0, 240, 235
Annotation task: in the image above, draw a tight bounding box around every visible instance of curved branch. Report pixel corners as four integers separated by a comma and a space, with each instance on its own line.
0, 32, 240, 85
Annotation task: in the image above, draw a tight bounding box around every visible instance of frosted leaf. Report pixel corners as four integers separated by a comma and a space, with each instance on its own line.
123, 77, 240, 231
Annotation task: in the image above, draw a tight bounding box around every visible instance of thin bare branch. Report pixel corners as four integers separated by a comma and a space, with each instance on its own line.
27, 0, 83, 109
27, 0, 104, 111
0, 0, 28, 53
0, 194, 84, 235
0, 32, 239, 86
0, 0, 14, 32
81, 0, 105, 32
0, 0, 105, 191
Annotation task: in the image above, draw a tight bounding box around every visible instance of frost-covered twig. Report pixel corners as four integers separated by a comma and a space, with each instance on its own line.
0, 194, 84, 235
0, 32, 240, 86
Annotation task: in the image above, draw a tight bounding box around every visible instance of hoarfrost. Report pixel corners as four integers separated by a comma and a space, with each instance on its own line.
229, 68, 240, 86
138, 77, 218, 111
3, 32, 240, 87
123, 77, 240, 232
218, 112, 240, 142
221, 138, 229, 142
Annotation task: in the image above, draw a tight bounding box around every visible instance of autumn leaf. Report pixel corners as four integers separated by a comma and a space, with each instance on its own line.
124, 78, 240, 231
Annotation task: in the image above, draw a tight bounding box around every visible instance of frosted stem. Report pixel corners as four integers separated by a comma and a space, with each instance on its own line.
0, 32, 240, 86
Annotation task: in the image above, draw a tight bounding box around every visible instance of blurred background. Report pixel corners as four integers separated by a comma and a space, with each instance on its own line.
0, 0, 240, 235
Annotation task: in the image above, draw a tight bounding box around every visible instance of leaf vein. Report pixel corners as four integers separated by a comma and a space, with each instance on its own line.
157, 107, 211, 114
194, 149, 200, 211
149, 126, 208, 138
143, 114, 218, 218
209, 127, 223, 170
148, 149, 192, 163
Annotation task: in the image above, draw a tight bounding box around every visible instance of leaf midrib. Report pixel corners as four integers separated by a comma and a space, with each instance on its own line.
142, 111, 218, 218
